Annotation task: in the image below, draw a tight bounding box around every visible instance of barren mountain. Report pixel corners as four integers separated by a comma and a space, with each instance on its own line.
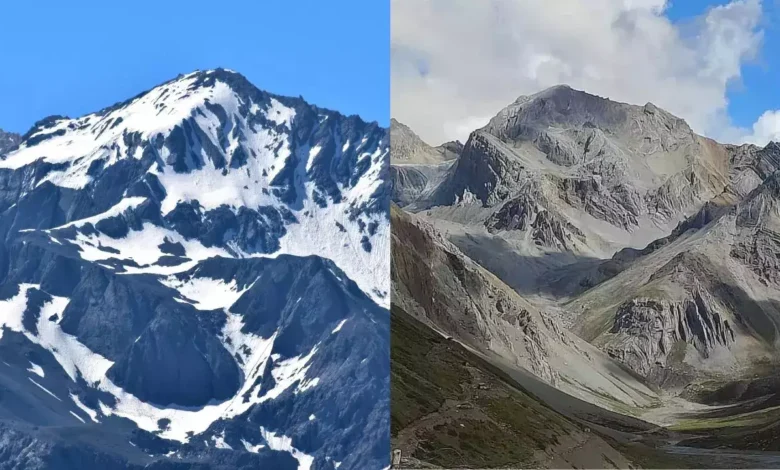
404, 86, 779, 267
389, 119, 459, 207
390, 118, 459, 165
568, 171, 780, 389
391, 84, 780, 466
391, 204, 657, 411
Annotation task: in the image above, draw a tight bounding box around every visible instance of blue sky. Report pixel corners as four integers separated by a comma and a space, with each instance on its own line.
666, 0, 780, 130
0, 0, 389, 134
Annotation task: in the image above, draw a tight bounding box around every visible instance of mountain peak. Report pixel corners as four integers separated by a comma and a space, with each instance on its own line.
0, 69, 389, 305
4, 69, 302, 174
483, 83, 692, 147
765, 140, 780, 152
0, 128, 21, 156
390, 118, 457, 164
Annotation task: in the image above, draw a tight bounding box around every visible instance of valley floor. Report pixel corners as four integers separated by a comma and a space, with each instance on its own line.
391, 306, 780, 468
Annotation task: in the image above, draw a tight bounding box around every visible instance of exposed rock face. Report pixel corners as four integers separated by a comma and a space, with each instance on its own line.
425, 131, 528, 208
728, 141, 780, 197
391, 204, 657, 409
390, 163, 452, 207
486, 182, 586, 250
730, 172, 780, 286
0, 69, 390, 469
606, 291, 736, 377
567, 172, 780, 387
406, 86, 780, 264
0, 128, 20, 156
390, 118, 459, 164
389, 119, 458, 207
391, 204, 558, 383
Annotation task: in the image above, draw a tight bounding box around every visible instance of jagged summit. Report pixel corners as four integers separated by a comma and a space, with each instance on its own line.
765, 140, 780, 152
13, 68, 383, 167
0, 68, 390, 468
0, 128, 20, 156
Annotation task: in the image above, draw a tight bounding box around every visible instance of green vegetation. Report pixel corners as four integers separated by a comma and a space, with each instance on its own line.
669, 406, 780, 432
414, 419, 537, 468
391, 306, 576, 468
390, 306, 470, 436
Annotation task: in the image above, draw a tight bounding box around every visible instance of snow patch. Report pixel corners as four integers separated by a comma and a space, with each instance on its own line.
58, 197, 147, 229
27, 362, 44, 378
241, 439, 265, 453
331, 319, 348, 334
69, 411, 86, 424
212, 433, 232, 450
258, 344, 320, 403
29, 377, 61, 401
306, 145, 321, 172
260, 427, 314, 470
70, 393, 100, 423
162, 277, 250, 311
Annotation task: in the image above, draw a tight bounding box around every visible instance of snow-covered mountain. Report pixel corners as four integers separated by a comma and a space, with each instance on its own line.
0, 69, 389, 469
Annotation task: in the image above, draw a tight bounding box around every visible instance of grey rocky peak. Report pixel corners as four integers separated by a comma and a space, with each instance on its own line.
408, 84, 779, 266
390, 118, 459, 164
0, 128, 21, 156
437, 139, 464, 155
389, 119, 458, 207
392, 79, 780, 462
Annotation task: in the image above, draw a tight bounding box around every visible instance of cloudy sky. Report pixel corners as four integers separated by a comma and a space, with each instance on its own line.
392, 0, 780, 147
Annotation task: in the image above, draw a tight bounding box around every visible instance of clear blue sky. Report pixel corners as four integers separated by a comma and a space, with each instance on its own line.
0, 0, 389, 134
667, 0, 780, 130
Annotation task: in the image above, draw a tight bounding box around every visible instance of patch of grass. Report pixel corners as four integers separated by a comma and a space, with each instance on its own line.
481, 392, 568, 450
669, 405, 780, 432
608, 440, 696, 469
391, 306, 578, 468
391, 307, 470, 435
413, 419, 537, 469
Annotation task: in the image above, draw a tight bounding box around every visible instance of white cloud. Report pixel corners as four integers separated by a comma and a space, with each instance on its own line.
391, 0, 778, 146
747, 110, 780, 144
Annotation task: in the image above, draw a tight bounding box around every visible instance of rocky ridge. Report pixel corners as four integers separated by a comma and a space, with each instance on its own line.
0, 128, 20, 156
393, 84, 780, 398
391, 204, 657, 411
0, 69, 389, 470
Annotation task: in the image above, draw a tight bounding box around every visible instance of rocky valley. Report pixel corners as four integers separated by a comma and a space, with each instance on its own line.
390, 85, 780, 468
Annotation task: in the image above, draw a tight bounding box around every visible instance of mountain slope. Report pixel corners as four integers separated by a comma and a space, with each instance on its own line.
406, 86, 778, 270
567, 171, 780, 389
390, 118, 459, 165
391, 305, 650, 469
0, 69, 389, 470
391, 204, 657, 413
389, 119, 458, 207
